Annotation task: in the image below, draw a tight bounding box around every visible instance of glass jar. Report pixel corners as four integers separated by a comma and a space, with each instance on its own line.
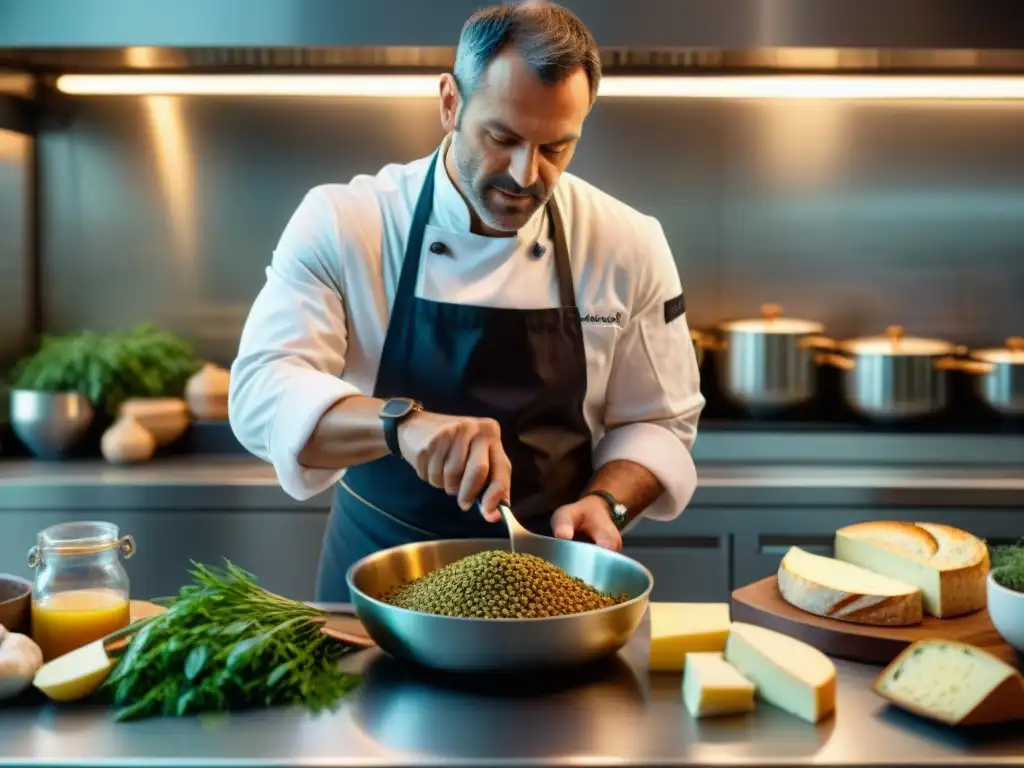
27, 521, 136, 661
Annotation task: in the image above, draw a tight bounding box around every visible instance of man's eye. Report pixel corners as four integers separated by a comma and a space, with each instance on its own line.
544, 145, 568, 157
489, 133, 516, 146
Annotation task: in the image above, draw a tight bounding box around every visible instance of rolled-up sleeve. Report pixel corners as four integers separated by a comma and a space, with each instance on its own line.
593, 216, 706, 521
229, 187, 362, 501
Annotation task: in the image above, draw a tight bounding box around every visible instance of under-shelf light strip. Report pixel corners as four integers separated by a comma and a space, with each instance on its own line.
54, 74, 1024, 99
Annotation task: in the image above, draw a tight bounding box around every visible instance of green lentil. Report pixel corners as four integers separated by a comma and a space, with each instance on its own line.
378, 550, 630, 619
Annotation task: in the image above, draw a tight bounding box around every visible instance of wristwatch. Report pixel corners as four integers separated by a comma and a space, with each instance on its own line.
585, 489, 628, 530
379, 398, 423, 458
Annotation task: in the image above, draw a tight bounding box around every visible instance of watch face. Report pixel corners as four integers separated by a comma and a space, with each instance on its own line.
380, 398, 415, 419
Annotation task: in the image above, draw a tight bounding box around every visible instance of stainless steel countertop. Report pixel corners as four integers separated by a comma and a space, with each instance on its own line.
2, 610, 1022, 768
1, 456, 1024, 489
2, 456, 1023, 511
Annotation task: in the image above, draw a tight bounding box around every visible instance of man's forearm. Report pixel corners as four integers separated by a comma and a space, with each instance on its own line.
297, 395, 389, 469
584, 459, 664, 524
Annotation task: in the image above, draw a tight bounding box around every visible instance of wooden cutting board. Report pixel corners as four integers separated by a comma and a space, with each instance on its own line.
731, 576, 1020, 668
120, 600, 375, 650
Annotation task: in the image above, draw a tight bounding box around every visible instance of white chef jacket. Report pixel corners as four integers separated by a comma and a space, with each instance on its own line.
229, 136, 706, 522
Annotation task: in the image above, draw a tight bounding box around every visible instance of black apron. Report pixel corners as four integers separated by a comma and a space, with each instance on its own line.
315, 147, 593, 602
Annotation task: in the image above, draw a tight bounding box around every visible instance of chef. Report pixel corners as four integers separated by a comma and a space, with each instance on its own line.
228, 0, 705, 602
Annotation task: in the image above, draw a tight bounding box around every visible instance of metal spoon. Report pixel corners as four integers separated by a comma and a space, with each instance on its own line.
478, 496, 532, 552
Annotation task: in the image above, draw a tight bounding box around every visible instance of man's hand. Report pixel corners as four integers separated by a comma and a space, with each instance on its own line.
398, 411, 511, 522
551, 495, 622, 552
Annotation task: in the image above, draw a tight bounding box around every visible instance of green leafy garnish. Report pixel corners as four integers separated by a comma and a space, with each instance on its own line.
100, 560, 360, 721
7, 323, 202, 416
990, 539, 1024, 594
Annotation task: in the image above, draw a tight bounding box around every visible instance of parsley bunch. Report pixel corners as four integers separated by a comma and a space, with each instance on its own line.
102, 561, 360, 721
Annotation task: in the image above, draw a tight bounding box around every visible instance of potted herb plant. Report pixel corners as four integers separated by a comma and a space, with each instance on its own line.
987, 540, 1024, 653
6, 325, 203, 459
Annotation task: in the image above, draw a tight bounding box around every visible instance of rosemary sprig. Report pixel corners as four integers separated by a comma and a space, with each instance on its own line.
101, 560, 360, 721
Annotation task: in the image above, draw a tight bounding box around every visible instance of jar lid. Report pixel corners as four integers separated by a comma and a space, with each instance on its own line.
841, 325, 955, 357
29, 521, 135, 566
718, 303, 825, 335
971, 336, 1024, 365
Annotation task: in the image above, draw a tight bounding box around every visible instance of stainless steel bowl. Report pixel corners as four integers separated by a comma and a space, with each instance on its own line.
346, 537, 653, 673
9, 390, 95, 459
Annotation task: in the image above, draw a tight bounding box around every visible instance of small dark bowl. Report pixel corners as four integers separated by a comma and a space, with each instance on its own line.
0, 574, 32, 635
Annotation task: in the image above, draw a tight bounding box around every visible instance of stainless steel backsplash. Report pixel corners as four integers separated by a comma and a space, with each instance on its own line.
30, 96, 1024, 365
0, 128, 31, 367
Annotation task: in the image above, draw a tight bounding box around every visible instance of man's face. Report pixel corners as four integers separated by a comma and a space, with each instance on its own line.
441, 49, 592, 234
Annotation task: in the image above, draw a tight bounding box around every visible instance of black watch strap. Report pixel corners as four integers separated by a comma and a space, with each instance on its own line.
584, 489, 628, 530
379, 398, 423, 458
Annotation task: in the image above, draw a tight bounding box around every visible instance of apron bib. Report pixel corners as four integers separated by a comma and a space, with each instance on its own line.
316, 147, 593, 601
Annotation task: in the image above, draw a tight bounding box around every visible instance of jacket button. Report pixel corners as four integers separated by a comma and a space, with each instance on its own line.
531, 243, 546, 258
429, 241, 448, 255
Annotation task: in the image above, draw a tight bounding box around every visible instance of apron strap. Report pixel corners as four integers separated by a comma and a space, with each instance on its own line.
546, 194, 576, 309
388, 147, 441, 342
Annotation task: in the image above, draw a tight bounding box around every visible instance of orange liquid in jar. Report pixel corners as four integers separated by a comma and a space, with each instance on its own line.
31, 588, 130, 661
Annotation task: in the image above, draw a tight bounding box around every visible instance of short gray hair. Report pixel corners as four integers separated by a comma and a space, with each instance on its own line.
453, 1, 602, 106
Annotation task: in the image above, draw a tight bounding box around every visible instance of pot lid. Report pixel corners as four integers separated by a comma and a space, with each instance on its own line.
841, 325, 955, 356
971, 336, 1024, 365
718, 303, 825, 335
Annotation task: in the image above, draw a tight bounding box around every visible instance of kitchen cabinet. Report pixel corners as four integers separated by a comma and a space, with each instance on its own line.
0, 508, 332, 602
622, 540, 730, 602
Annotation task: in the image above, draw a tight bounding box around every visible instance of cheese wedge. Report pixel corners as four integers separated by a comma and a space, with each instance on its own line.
874, 640, 1024, 726
682, 652, 756, 718
834, 522, 989, 618
724, 622, 837, 724
648, 602, 731, 672
778, 546, 923, 626
33, 639, 113, 703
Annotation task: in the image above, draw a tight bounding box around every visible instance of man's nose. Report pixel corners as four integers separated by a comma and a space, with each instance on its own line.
508, 145, 540, 190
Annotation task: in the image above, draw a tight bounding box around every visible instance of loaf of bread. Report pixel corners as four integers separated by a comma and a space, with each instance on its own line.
874, 639, 1024, 726
778, 546, 923, 626
834, 522, 989, 618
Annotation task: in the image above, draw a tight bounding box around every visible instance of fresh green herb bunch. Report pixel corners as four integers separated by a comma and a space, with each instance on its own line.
101, 561, 360, 722
379, 550, 630, 619
991, 539, 1024, 593
8, 323, 202, 416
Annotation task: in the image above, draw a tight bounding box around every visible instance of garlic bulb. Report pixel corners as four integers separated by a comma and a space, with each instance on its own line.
101, 416, 156, 464
185, 363, 231, 420
0, 624, 44, 701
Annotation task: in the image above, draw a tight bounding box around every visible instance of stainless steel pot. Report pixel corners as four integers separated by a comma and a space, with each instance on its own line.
817, 325, 961, 421
711, 303, 830, 412
966, 336, 1024, 417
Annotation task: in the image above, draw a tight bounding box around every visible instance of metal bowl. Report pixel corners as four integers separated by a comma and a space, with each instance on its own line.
9, 390, 94, 459
346, 537, 653, 673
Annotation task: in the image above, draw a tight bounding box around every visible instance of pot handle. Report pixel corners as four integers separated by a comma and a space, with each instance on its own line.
934, 357, 994, 375
695, 335, 727, 352
815, 352, 856, 371
800, 335, 836, 350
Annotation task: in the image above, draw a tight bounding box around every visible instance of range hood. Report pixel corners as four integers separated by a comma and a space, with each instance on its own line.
3, 0, 1024, 75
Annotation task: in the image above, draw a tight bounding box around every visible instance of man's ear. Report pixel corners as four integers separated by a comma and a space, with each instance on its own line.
439, 73, 461, 132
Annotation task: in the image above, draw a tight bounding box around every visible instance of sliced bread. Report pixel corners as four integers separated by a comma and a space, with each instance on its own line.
778, 546, 923, 626
874, 639, 1024, 726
